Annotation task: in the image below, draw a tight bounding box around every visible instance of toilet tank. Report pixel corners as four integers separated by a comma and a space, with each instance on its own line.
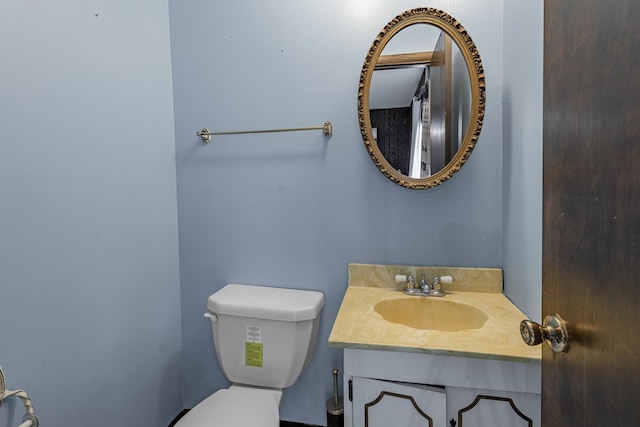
206, 284, 325, 389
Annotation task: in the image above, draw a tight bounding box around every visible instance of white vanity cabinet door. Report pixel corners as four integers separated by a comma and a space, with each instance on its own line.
351, 377, 446, 427
446, 387, 540, 427
342, 349, 540, 427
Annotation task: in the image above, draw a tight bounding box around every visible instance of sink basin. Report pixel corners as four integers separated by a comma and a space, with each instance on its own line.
374, 298, 489, 332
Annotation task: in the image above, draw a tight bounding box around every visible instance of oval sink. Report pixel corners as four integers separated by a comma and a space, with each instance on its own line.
374, 298, 489, 332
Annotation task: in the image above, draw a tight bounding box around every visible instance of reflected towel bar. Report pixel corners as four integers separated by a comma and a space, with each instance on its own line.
196, 121, 333, 143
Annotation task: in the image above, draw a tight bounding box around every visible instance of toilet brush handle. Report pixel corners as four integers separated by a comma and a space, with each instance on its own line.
332, 369, 339, 406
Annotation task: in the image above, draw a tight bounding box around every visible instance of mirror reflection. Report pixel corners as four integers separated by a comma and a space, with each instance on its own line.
369, 24, 471, 178
358, 8, 485, 190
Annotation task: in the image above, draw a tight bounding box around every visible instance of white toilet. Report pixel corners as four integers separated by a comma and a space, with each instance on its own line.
176, 284, 325, 427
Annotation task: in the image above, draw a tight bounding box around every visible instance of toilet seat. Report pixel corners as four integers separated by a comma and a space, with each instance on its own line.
175, 386, 280, 427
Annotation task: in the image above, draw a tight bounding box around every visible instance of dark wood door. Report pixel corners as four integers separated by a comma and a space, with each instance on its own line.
543, 0, 640, 425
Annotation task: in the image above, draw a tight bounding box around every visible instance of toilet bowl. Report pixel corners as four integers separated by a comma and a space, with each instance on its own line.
175, 284, 324, 427
174, 385, 281, 427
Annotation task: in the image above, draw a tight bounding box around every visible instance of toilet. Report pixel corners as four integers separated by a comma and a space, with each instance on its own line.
176, 284, 325, 427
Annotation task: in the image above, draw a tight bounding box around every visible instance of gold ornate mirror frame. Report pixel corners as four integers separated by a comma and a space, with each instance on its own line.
358, 8, 485, 189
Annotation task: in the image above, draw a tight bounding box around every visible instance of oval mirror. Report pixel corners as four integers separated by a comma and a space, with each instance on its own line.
358, 8, 485, 189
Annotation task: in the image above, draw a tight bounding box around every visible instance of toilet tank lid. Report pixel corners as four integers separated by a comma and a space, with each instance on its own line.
207, 284, 325, 321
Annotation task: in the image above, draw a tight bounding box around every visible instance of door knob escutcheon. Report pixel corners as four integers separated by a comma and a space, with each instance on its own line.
520, 314, 569, 353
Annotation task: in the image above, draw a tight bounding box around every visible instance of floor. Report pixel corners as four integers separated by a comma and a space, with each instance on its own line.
280, 422, 323, 427
168, 409, 190, 426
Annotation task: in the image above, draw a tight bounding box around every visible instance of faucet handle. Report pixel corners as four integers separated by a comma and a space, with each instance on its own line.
432, 275, 454, 292
395, 274, 415, 289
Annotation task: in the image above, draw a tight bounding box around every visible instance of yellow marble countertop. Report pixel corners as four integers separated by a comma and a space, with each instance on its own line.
328, 285, 541, 363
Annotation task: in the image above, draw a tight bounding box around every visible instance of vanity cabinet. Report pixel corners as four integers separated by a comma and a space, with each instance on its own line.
343, 348, 540, 427
330, 265, 542, 426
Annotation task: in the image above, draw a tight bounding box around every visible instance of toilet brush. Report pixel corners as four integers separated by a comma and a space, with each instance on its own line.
326, 369, 344, 427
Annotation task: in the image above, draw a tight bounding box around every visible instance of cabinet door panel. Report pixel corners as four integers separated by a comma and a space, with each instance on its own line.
352, 377, 446, 427
447, 387, 539, 427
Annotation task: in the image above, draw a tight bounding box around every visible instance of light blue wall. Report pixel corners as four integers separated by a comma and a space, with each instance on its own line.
502, 1, 544, 321
0, 1, 182, 426
169, 0, 505, 424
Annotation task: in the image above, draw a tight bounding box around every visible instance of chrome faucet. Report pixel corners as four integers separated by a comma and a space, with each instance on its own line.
398, 274, 452, 297
420, 274, 446, 296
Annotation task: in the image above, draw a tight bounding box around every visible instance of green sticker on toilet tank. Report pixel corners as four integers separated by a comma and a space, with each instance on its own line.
245, 342, 263, 367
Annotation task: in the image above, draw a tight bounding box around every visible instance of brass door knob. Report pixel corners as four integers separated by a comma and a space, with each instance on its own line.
520, 314, 569, 353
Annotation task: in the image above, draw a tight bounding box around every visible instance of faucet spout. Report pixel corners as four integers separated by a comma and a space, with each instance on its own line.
419, 274, 430, 292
